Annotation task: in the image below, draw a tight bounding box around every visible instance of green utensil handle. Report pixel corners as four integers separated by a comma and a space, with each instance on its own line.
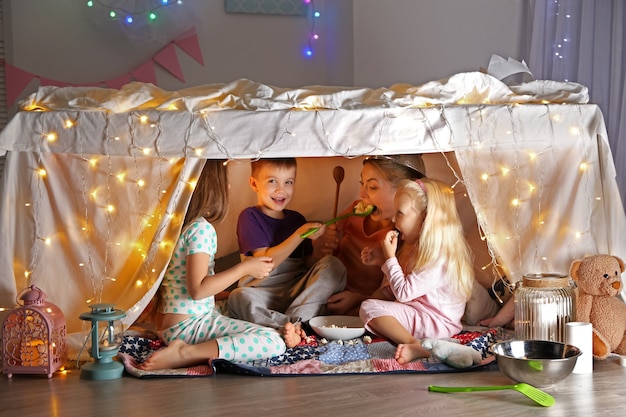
428, 385, 511, 393
300, 212, 353, 238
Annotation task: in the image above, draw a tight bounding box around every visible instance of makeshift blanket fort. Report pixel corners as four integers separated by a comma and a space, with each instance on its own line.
118, 328, 504, 378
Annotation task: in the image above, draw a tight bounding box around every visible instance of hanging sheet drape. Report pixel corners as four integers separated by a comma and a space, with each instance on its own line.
1, 73, 625, 356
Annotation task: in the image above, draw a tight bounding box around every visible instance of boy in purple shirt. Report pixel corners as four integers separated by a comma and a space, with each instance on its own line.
227, 158, 346, 347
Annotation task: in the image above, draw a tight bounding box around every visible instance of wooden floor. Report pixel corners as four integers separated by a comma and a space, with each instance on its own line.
1, 357, 625, 417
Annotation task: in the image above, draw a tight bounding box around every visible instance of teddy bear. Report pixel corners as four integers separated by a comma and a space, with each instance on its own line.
569, 254, 626, 359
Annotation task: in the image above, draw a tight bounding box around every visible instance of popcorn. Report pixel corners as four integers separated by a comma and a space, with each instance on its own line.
354, 201, 373, 215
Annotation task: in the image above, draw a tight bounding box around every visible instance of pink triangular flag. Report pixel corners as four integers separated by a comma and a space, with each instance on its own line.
4, 63, 36, 107
174, 31, 204, 66
131, 60, 157, 84
40, 78, 71, 87
153, 43, 185, 82
105, 74, 132, 90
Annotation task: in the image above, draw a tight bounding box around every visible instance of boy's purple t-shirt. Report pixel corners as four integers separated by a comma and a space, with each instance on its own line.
237, 206, 313, 258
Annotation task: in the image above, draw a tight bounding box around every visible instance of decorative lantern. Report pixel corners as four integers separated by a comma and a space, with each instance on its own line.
2, 285, 67, 378
79, 303, 126, 380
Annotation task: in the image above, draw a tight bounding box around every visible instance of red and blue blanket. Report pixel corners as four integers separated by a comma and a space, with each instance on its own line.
118, 328, 501, 378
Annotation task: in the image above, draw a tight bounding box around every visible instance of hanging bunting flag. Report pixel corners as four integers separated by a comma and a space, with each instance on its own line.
4, 63, 37, 108
106, 74, 133, 89
153, 43, 185, 82
3, 31, 204, 107
131, 60, 158, 84
174, 30, 205, 66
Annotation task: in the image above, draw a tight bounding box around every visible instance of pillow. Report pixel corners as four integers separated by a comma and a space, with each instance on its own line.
463, 279, 501, 325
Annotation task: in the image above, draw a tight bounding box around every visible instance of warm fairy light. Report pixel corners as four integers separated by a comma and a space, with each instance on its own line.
569, 126, 580, 136
194, 148, 203, 156
575, 231, 582, 239
528, 152, 537, 160
528, 183, 536, 192
167, 104, 178, 110
579, 162, 588, 171
143, 148, 151, 155
481, 173, 489, 181
188, 179, 197, 189
64, 120, 75, 128
137, 179, 146, 187
500, 166, 510, 176
89, 158, 98, 167
46, 133, 57, 142
511, 198, 520, 206
135, 280, 144, 287
107, 204, 115, 212
38, 168, 47, 177
25, 203, 31, 207
90, 190, 98, 198
551, 113, 562, 122
139, 115, 149, 124
24, 271, 31, 278
116, 173, 126, 182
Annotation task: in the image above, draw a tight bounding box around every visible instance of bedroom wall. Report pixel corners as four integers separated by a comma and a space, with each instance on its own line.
1, 0, 527, 265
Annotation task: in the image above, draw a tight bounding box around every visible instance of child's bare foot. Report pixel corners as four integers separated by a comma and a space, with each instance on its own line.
281, 322, 307, 348
395, 341, 431, 365
139, 339, 200, 370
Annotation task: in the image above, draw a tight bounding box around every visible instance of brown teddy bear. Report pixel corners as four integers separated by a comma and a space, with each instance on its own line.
569, 254, 626, 359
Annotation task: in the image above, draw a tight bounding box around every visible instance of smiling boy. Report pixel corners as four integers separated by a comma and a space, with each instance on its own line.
227, 158, 347, 347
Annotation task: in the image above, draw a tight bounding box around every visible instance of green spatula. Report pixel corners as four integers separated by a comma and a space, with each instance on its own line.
428, 383, 555, 407
300, 204, 375, 238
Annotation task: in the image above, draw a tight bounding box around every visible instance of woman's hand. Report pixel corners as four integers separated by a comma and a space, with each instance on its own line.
361, 245, 384, 266
326, 290, 364, 315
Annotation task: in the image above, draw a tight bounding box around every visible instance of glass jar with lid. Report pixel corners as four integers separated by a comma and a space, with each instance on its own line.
514, 273, 576, 343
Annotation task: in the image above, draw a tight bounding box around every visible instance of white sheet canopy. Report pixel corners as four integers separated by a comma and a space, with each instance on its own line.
1, 72, 625, 344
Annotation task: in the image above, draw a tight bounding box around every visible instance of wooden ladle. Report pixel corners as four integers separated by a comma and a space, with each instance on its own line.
332, 166, 345, 218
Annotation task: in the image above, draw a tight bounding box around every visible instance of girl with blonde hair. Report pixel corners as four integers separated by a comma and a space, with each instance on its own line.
359, 178, 474, 364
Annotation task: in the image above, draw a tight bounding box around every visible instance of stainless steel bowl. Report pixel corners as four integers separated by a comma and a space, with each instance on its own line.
491, 340, 581, 387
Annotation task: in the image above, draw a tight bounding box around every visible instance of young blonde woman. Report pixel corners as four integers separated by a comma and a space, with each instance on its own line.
315, 154, 426, 316
359, 178, 474, 364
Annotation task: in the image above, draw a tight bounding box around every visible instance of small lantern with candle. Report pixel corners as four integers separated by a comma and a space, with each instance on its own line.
79, 303, 126, 380
2, 285, 67, 378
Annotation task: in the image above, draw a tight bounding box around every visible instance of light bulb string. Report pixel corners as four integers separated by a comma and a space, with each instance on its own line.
87, 0, 178, 17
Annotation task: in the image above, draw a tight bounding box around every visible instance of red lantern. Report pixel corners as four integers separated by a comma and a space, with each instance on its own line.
2, 285, 67, 378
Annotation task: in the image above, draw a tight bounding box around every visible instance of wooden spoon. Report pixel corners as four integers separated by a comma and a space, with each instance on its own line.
332, 166, 345, 218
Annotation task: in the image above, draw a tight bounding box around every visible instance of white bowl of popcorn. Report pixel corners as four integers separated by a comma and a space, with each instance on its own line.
309, 315, 366, 340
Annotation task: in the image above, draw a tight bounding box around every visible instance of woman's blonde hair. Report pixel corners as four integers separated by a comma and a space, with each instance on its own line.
183, 159, 229, 228
397, 178, 474, 301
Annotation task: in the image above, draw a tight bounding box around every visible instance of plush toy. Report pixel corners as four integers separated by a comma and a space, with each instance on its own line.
422, 338, 482, 368
569, 254, 626, 360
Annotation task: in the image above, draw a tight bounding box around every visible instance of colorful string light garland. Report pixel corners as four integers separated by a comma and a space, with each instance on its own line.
86, 0, 182, 25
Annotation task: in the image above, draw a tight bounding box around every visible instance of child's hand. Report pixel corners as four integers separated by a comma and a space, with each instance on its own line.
361, 245, 384, 266
381, 230, 399, 259
244, 256, 274, 279
299, 222, 325, 240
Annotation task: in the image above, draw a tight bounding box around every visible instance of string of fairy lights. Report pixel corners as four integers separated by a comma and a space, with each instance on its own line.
15, 99, 605, 312
83, 0, 321, 58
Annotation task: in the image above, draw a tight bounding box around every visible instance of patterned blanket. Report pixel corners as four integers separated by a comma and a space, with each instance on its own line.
117, 329, 501, 378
